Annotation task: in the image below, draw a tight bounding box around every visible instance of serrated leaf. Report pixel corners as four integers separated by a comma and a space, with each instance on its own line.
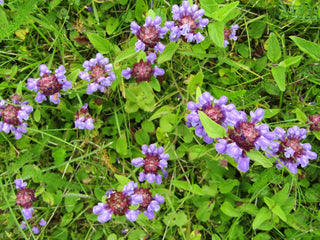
267, 33, 281, 63
157, 42, 179, 64
221, 201, 241, 217
247, 150, 274, 168
212, 2, 239, 22
198, 111, 226, 138
290, 36, 320, 61
252, 207, 272, 230
271, 66, 286, 91
208, 21, 224, 48
106, 17, 119, 35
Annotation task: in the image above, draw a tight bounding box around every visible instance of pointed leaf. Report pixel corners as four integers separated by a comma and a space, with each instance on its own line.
208, 21, 224, 48
198, 111, 226, 138
267, 33, 281, 63
290, 36, 320, 61
247, 150, 274, 168
271, 66, 286, 91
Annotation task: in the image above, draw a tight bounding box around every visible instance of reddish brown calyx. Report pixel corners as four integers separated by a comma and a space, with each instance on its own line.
137, 26, 159, 48
202, 105, 224, 124
143, 155, 160, 174
132, 60, 153, 82
179, 16, 197, 32
106, 191, 129, 216
38, 74, 62, 96
16, 188, 36, 208
1, 104, 21, 125
134, 188, 153, 210
90, 65, 108, 82
229, 122, 260, 152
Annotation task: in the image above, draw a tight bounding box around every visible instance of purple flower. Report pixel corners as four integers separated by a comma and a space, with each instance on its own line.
216, 108, 275, 172
308, 114, 320, 132
165, 1, 208, 43
22, 207, 34, 220
223, 24, 239, 48
266, 126, 317, 174
131, 16, 168, 53
15, 178, 27, 189
20, 221, 27, 230
39, 218, 46, 227
131, 144, 169, 184
32, 226, 39, 234
93, 181, 142, 223
121, 53, 164, 82
78, 53, 117, 94
27, 64, 72, 104
186, 92, 235, 144
74, 103, 94, 130
0, 0, 3, 5
134, 187, 165, 219
0, 96, 33, 139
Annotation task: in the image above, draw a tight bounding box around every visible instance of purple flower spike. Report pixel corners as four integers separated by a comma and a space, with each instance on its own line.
32, 226, 39, 234
215, 108, 275, 172
223, 24, 239, 48
132, 144, 169, 184
75, 103, 94, 130
266, 126, 317, 174
79, 53, 117, 95
27, 64, 72, 104
0, 96, 33, 139
131, 16, 168, 53
308, 114, 320, 132
186, 92, 235, 143
122, 53, 165, 82
166, 1, 208, 43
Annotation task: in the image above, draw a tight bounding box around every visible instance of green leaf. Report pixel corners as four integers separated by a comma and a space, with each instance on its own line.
60, 212, 73, 227
128, 229, 147, 240
196, 200, 215, 222
160, 114, 177, 132
149, 77, 161, 92
313, 131, 320, 141
208, 21, 224, 48
135, 0, 148, 21
248, 21, 266, 39
294, 108, 307, 123
187, 71, 204, 95
221, 201, 241, 217
33, 108, 41, 122
290, 36, 320, 61
212, 1, 239, 22
149, 105, 174, 121
134, 129, 150, 145
271, 66, 286, 91
272, 205, 287, 222
267, 33, 281, 63
157, 42, 179, 64
171, 180, 204, 195
146, 9, 156, 19
263, 109, 280, 118
106, 17, 119, 35
114, 174, 130, 186
141, 120, 155, 133
263, 196, 275, 209
219, 179, 239, 194
43, 191, 55, 205
198, 111, 227, 138
247, 150, 274, 168
252, 207, 272, 230
279, 56, 302, 68
115, 47, 137, 63
188, 145, 207, 160
116, 134, 128, 155
87, 33, 120, 54
200, 0, 218, 18
65, 194, 79, 212
196, 87, 202, 101
52, 148, 66, 166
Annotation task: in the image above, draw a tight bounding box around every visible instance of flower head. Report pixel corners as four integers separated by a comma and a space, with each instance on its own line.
121, 53, 164, 82
93, 181, 142, 223
78, 53, 117, 94
165, 1, 208, 43
216, 108, 275, 172
186, 92, 235, 143
223, 24, 239, 48
14, 178, 36, 219
74, 103, 94, 130
131, 16, 168, 53
132, 144, 169, 184
27, 64, 72, 104
266, 126, 317, 174
307, 114, 320, 132
0, 96, 33, 139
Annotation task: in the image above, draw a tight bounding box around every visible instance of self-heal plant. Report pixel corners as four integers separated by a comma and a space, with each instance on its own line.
186, 92, 235, 144
165, 1, 209, 43
93, 181, 142, 223
74, 103, 94, 130
131, 144, 169, 184
307, 114, 320, 132
215, 109, 275, 172
122, 53, 164, 82
15, 179, 36, 220
223, 24, 239, 48
130, 16, 168, 54
266, 126, 317, 174
21, 218, 46, 235
27, 64, 72, 104
78, 53, 117, 94
0, 94, 33, 139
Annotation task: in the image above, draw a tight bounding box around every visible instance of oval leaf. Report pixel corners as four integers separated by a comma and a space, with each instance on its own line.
198, 111, 226, 138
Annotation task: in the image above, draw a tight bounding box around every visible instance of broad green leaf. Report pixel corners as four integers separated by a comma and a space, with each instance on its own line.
196, 87, 202, 101
294, 108, 307, 123
187, 71, 204, 95
116, 134, 128, 155
52, 148, 66, 166
149, 105, 174, 121
263, 196, 275, 209
279, 56, 302, 68
134, 129, 150, 145
212, 2, 239, 22
128, 229, 147, 240
221, 201, 241, 217
157, 42, 179, 64
106, 17, 119, 35
252, 207, 272, 230
290, 36, 320, 61
196, 200, 215, 222
219, 179, 239, 194
200, 0, 218, 18
272, 205, 287, 222
114, 174, 130, 186
271, 66, 286, 91
263, 109, 280, 118
163, 211, 188, 227
160, 113, 177, 132
87, 33, 120, 54
189, 145, 207, 160
60, 212, 73, 227
115, 47, 137, 63
208, 21, 224, 48
43, 191, 55, 205
33, 109, 41, 122
267, 33, 281, 63
146, 9, 156, 19
135, 0, 148, 21
248, 21, 266, 39
141, 120, 155, 133
313, 131, 320, 141
65, 194, 79, 212
247, 150, 274, 168
272, 183, 289, 206
198, 111, 227, 138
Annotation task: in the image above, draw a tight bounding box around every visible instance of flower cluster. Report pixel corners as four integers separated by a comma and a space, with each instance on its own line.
93, 181, 165, 223
223, 24, 239, 48
78, 53, 117, 94
131, 16, 168, 54
0, 94, 33, 139
266, 126, 317, 174
122, 53, 164, 82
74, 103, 94, 130
20, 218, 46, 235
307, 114, 320, 132
15, 179, 36, 219
166, 1, 209, 43
27, 65, 72, 104
132, 144, 169, 184
186, 92, 235, 144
